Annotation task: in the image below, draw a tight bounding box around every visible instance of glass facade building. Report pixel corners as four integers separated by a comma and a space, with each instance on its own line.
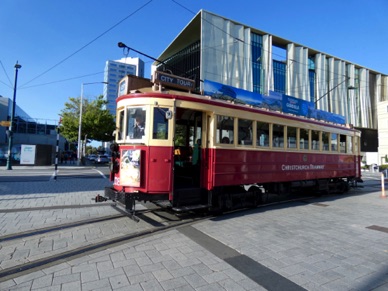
154, 10, 388, 164
155, 10, 387, 131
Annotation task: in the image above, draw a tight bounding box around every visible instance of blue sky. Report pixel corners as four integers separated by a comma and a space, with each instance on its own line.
0, 0, 387, 123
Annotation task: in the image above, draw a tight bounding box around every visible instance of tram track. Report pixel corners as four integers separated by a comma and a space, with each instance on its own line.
0, 206, 210, 282
0, 190, 368, 282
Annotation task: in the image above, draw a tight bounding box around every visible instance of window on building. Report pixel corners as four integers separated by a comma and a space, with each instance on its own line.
251, 33, 263, 94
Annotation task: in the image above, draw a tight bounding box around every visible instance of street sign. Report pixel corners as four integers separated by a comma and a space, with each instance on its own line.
0, 121, 11, 127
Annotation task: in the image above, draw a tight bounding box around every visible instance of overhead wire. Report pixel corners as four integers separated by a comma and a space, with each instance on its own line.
20, 71, 105, 90
19, 0, 153, 89
0, 60, 13, 88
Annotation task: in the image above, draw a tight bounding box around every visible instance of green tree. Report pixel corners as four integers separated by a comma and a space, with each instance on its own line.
60, 95, 115, 143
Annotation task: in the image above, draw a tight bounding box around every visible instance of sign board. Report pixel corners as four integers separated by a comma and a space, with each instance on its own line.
0, 121, 11, 127
119, 149, 141, 187
153, 71, 195, 91
20, 145, 36, 165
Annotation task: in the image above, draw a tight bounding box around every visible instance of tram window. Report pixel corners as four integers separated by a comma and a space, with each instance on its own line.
238, 119, 253, 146
118, 110, 125, 140
272, 124, 284, 148
311, 130, 320, 150
322, 132, 330, 151
347, 136, 353, 153
299, 128, 309, 150
339, 134, 347, 153
217, 115, 234, 144
257, 121, 269, 147
354, 136, 359, 154
153, 107, 169, 140
331, 133, 338, 152
127, 107, 146, 140
287, 126, 297, 149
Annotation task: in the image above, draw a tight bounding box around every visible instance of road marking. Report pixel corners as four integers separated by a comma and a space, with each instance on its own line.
94, 168, 107, 179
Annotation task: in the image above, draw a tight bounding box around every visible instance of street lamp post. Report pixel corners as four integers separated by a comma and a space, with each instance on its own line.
6, 62, 22, 170
77, 81, 107, 165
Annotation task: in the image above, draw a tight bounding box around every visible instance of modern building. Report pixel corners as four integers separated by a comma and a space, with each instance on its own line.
152, 10, 388, 166
0, 96, 67, 165
103, 57, 145, 115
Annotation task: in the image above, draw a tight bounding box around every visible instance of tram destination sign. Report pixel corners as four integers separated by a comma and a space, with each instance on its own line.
153, 71, 195, 91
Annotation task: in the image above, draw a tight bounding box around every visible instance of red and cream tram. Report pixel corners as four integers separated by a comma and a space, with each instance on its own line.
105, 74, 362, 212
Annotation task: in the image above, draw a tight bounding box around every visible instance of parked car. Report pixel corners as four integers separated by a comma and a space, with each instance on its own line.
87, 154, 97, 161
95, 155, 109, 164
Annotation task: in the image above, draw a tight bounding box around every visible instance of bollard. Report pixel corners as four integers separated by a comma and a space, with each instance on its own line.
381, 173, 386, 198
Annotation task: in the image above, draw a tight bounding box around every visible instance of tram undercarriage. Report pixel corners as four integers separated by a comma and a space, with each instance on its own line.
103, 176, 356, 215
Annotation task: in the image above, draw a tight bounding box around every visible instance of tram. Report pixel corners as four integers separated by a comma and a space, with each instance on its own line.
104, 73, 362, 212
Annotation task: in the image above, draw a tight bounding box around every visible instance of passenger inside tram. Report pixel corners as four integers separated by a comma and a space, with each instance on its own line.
222, 136, 230, 144
133, 113, 145, 138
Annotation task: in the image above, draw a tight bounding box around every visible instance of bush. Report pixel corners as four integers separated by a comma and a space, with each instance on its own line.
379, 164, 388, 171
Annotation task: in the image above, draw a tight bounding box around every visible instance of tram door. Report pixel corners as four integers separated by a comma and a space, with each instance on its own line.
173, 108, 204, 207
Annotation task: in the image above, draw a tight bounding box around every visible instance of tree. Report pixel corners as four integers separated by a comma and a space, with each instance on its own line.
60, 95, 115, 144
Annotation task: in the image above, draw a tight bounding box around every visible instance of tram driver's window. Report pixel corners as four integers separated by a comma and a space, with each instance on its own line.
127, 107, 146, 140
153, 107, 169, 140
272, 124, 284, 148
216, 115, 234, 144
257, 121, 269, 147
238, 119, 253, 146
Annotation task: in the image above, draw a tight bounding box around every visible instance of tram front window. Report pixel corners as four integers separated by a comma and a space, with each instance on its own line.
126, 107, 147, 141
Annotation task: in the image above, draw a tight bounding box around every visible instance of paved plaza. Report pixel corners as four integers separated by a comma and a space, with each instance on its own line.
0, 169, 387, 290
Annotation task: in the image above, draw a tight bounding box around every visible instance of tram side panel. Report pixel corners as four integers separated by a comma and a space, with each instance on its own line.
209, 148, 358, 188
111, 145, 172, 200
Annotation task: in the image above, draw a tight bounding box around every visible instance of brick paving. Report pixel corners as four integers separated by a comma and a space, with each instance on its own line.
0, 168, 387, 290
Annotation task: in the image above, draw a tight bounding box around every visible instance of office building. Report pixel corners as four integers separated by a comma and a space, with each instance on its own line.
152, 10, 388, 165
103, 57, 145, 115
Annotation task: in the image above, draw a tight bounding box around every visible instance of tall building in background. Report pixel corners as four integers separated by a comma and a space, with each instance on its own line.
103, 57, 145, 116
153, 10, 388, 165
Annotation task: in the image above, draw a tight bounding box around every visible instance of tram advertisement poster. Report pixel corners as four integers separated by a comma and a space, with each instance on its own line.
120, 149, 141, 187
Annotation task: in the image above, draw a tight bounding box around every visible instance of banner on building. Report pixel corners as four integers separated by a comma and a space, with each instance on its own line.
203, 79, 345, 124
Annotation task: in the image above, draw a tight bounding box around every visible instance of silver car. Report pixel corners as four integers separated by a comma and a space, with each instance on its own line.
95, 155, 109, 164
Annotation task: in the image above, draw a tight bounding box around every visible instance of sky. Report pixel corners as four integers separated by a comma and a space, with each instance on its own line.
1, 0, 387, 124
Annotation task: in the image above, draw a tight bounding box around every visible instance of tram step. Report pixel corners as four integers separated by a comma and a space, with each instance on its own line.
172, 204, 208, 212
174, 188, 206, 207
